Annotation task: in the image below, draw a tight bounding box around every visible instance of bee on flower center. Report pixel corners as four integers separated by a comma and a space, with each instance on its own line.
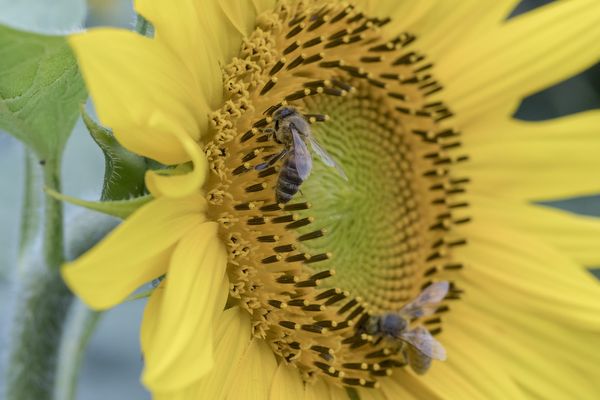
362, 281, 449, 374
256, 106, 348, 203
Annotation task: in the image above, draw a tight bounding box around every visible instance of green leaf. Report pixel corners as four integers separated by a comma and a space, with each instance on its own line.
45, 188, 152, 219
0, 24, 87, 161
81, 110, 147, 200
135, 14, 155, 38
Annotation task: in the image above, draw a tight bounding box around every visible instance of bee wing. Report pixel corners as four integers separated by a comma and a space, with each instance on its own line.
406, 344, 433, 375
291, 128, 312, 180
399, 281, 450, 319
401, 326, 447, 361
307, 136, 348, 181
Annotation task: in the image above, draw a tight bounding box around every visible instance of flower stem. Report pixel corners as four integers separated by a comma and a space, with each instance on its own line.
5, 269, 73, 400
42, 157, 65, 271
5, 154, 73, 400
53, 211, 119, 400
53, 302, 102, 400
17, 150, 42, 271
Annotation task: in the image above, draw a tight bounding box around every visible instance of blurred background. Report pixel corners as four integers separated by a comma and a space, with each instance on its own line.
0, 1, 598, 399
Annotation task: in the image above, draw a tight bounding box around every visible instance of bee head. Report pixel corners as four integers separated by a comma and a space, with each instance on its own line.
273, 107, 294, 132
276, 106, 296, 119
379, 313, 408, 337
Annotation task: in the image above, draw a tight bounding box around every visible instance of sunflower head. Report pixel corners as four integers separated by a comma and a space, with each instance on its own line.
64, 0, 600, 398
205, 0, 467, 388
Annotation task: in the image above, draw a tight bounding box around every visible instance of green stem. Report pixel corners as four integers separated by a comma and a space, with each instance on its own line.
43, 157, 64, 270
5, 269, 73, 400
5, 154, 72, 400
53, 211, 119, 400
18, 150, 42, 271
53, 302, 102, 400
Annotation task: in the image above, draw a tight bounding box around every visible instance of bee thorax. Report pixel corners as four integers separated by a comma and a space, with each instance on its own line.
379, 314, 408, 337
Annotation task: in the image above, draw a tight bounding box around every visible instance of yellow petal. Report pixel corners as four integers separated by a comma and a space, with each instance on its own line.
226, 338, 278, 399
328, 384, 348, 400
212, 274, 230, 325
270, 362, 304, 400
193, 307, 253, 399
61, 195, 206, 309
355, 387, 386, 400
379, 370, 443, 400
361, 0, 432, 26
304, 378, 331, 400
219, 0, 257, 37
69, 29, 205, 164
469, 195, 600, 266
456, 220, 600, 329
451, 304, 600, 398
138, 0, 247, 93
252, 0, 276, 14
423, 319, 527, 400
144, 113, 209, 198
420, 351, 518, 399
142, 222, 228, 392
140, 281, 164, 355
198, 0, 247, 68
141, 260, 228, 364
423, 355, 499, 400
438, 0, 600, 127
464, 297, 600, 372
364, 1, 519, 60
134, 0, 224, 111
459, 112, 600, 200
419, 1, 521, 60
460, 1, 519, 37
153, 387, 195, 400
151, 305, 248, 400
400, 1, 515, 58
408, 1, 489, 58
465, 110, 600, 144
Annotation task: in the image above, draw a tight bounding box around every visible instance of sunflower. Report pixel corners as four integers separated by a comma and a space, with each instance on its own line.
63, 0, 600, 399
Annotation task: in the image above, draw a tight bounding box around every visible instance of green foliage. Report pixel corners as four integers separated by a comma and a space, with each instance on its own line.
82, 110, 147, 200
135, 14, 155, 38
46, 188, 152, 219
0, 24, 87, 161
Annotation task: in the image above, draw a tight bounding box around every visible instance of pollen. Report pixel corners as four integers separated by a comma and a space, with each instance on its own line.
204, 0, 468, 389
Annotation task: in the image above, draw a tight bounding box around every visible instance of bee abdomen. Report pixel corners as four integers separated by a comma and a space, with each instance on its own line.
276, 157, 303, 203
407, 346, 432, 375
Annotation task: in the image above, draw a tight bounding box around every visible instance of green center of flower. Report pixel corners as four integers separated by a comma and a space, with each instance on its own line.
299, 91, 422, 312
205, 0, 469, 389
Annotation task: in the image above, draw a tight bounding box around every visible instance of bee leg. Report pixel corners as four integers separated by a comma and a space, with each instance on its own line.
263, 127, 276, 140
255, 149, 288, 170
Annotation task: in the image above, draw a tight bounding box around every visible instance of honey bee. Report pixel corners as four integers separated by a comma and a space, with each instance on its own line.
363, 281, 449, 374
255, 106, 347, 203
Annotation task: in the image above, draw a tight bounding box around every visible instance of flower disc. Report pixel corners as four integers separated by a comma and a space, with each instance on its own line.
206, 0, 468, 388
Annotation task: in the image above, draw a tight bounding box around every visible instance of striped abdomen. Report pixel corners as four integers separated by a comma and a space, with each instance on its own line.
276, 155, 303, 203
